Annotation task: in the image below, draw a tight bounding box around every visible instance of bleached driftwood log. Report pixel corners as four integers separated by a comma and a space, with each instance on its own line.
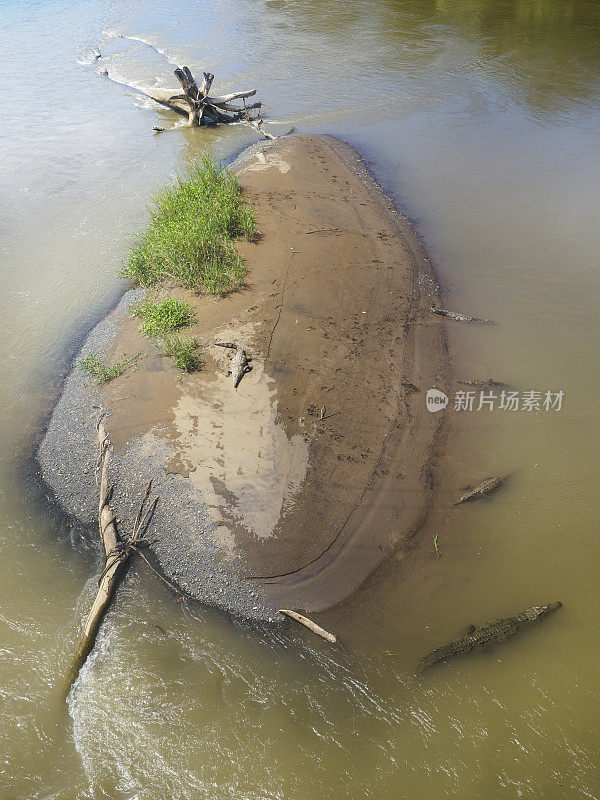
278, 609, 338, 644
138, 66, 262, 127
64, 423, 156, 693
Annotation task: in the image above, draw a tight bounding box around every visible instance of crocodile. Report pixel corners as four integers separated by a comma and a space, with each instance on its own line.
419, 602, 562, 671
215, 342, 252, 388
455, 475, 506, 504
458, 379, 506, 388
429, 304, 493, 324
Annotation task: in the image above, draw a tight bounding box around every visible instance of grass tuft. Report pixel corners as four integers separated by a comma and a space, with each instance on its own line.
162, 335, 201, 373
121, 155, 255, 296
131, 296, 196, 337
80, 352, 144, 383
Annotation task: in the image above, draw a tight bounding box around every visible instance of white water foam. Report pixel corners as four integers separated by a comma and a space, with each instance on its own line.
102, 30, 183, 67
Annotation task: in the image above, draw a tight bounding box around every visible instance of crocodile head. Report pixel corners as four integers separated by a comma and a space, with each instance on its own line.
524, 602, 562, 621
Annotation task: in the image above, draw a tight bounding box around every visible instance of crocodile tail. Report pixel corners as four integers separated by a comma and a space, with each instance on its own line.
418, 648, 444, 672
418, 655, 434, 673
214, 342, 237, 349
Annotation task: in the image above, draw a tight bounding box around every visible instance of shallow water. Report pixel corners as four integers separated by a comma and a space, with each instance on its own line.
1, 0, 599, 797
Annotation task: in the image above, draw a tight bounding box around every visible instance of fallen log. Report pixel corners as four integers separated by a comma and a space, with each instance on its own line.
211, 89, 257, 104
100, 61, 276, 137
137, 66, 262, 128
278, 609, 339, 644
174, 66, 213, 125
64, 422, 156, 693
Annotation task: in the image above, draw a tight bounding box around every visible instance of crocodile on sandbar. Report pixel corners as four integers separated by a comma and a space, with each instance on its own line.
458, 379, 506, 388
455, 475, 506, 505
419, 602, 562, 671
429, 304, 493, 324
215, 342, 252, 388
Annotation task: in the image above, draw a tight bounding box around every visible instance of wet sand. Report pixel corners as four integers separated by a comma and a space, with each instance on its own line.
38, 134, 447, 616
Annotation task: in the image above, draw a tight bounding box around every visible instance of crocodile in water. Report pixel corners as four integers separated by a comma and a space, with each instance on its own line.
419, 602, 562, 671
429, 304, 493, 324
455, 475, 506, 504
458, 379, 506, 388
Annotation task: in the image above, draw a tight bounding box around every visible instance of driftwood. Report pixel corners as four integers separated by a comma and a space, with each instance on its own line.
246, 119, 278, 140
98, 59, 277, 137
278, 609, 338, 644
64, 423, 157, 692
138, 66, 263, 129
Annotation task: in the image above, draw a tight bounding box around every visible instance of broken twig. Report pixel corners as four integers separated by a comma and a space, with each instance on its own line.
278, 609, 338, 644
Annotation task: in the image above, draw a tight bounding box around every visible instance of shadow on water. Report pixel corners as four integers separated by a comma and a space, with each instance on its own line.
261, 0, 600, 116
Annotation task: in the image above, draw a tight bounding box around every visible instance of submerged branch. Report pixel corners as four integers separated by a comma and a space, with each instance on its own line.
278, 609, 339, 644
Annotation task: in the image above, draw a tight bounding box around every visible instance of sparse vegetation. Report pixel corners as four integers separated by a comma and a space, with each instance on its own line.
121, 155, 255, 296
130, 296, 200, 372
80, 352, 145, 383
131, 296, 196, 337
162, 335, 201, 373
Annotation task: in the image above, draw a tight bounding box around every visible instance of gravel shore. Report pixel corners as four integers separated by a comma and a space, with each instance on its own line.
37, 288, 275, 621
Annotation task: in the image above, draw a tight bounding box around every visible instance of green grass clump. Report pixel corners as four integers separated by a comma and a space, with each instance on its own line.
162, 335, 201, 373
80, 352, 144, 383
122, 155, 255, 296
130, 296, 200, 372
132, 296, 196, 337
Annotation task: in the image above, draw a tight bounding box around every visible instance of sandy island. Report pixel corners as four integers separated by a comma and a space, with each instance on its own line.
38, 134, 447, 620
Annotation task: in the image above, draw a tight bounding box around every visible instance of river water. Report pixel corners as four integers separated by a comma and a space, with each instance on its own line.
1, 0, 599, 797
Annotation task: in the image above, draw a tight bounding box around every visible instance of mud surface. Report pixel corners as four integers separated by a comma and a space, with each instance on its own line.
38, 134, 447, 617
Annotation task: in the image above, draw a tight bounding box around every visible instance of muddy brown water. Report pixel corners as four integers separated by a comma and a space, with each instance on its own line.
1, 0, 599, 797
